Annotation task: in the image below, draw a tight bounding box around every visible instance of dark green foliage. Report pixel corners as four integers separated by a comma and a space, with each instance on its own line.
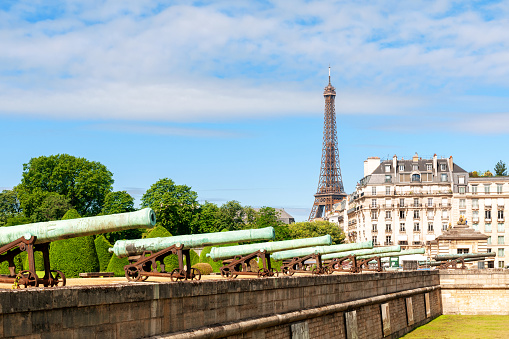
145, 225, 172, 238
0, 252, 24, 274
4, 214, 31, 226
32, 192, 71, 222
495, 160, 507, 176
217, 200, 245, 231
94, 235, 113, 272
49, 209, 100, 277
106, 254, 130, 277
192, 263, 213, 275
288, 220, 345, 244
141, 178, 199, 235
17, 154, 113, 217
193, 201, 220, 233
0, 189, 21, 226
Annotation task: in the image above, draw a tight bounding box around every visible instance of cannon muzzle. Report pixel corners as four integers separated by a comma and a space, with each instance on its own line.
271, 240, 373, 261
109, 227, 276, 258
206, 235, 332, 261
0, 208, 156, 246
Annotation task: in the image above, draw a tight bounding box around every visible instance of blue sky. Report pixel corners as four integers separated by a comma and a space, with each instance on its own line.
1, 1, 509, 221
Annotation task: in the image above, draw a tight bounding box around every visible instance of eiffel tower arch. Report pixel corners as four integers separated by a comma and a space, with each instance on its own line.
309, 68, 347, 220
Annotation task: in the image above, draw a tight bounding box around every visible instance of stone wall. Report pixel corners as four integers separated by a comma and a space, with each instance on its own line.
0, 271, 441, 339
440, 269, 509, 315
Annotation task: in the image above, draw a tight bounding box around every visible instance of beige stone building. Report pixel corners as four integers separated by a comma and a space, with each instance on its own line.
331, 153, 508, 268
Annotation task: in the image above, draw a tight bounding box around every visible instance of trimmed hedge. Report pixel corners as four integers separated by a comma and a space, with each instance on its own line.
145, 225, 172, 238
258, 257, 283, 271
192, 263, 213, 275
22, 250, 45, 271
106, 254, 130, 277
49, 209, 100, 277
94, 235, 113, 272
0, 252, 24, 275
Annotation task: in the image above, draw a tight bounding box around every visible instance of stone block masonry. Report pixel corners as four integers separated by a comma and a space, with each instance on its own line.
0, 271, 441, 339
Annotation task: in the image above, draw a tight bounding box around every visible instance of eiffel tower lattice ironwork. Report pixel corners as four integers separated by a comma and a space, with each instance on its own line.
309, 68, 347, 220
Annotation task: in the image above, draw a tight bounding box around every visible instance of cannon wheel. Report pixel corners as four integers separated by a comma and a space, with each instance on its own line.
281, 267, 294, 276
17, 270, 39, 288
220, 267, 238, 279
170, 269, 184, 282
125, 266, 142, 282
270, 268, 279, 277
258, 268, 271, 278
189, 268, 201, 281
50, 270, 66, 287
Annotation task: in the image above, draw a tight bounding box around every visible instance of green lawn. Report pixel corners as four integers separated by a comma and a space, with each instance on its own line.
401, 315, 509, 339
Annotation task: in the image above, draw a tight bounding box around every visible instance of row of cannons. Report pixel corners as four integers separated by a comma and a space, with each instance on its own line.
0, 209, 495, 288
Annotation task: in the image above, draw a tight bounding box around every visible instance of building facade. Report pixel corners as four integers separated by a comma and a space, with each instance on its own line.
333, 153, 508, 268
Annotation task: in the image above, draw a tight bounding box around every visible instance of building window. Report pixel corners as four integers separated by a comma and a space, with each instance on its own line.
414, 223, 420, 231
441, 173, 448, 182
441, 164, 447, 171
426, 164, 432, 171
428, 222, 433, 232
399, 198, 405, 207
485, 210, 492, 220
414, 198, 419, 207
442, 223, 448, 231
487, 236, 492, 245
386, 211, 391, 219
460, 210, 466, 218
385, 235, 392, 245
385, 165, 391, 173
497, 184, 503, 194
459, 186, 465, 194
459, 199, 466, 208
498, 248, 505, 257
457, 248, 469, 254
473, 223, 478, 231
498, 261, 505, 268
414, 210, 420, 219
442, 198, 448, 207
372, 187, 377, 195
399, 210, 405, 219
473, 210, 479, 222
472, 199, 479, 208
412, 174, 421, 182
372, 199, 377, 207
413, 164, 419, 171
485, 223, 492, 232
428, 198, 433, 207
399, 164, 405, 171
371, 211, 378, 219
372, 236, 378, 245
400, 223, 406, 232
442, 210, 448, 219
498, 210, 504, 221
385, 175, 392, 183
498, 223, 505, 233
485, 185, 491, 193
498, 236, 505, 245
385, 186, 390, 195
386, 224, 392, 232
372, 224, 378, 232
459, 176, 465, 184
472, 185, 478, 193
427, 210, 434, 219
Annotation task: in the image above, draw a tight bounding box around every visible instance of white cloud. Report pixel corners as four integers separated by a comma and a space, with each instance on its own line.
1, 1, 509, 121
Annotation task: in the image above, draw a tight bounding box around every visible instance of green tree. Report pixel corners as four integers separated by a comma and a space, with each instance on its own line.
94, 235, 113, 272
469, 171, 479, 178
288, 220, 345, 245
248, 207, 290, 241
49, 209, 100, 277
141, 178, 199, 235
483, 170, 493, 177
193, 201, 220, 234
0, 189, 21, 226
31, 192, 71, 222
495, 160, 507, 176
101, 191, 140, 243
218, 200, 245, 231
17, 154, 114, 218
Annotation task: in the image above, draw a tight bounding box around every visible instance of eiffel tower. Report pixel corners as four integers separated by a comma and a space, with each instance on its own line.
309, 68, 347, 220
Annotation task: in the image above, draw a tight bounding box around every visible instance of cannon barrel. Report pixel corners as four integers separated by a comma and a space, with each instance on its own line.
207, 235, 332, 261
0, 208, 156, 247
419, 257, 491, 266
109, 227, 275, 258
434, 252, 496, 261
356, 248, 425, 259
271, 241, 373, 261
321, 245, 400, 261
